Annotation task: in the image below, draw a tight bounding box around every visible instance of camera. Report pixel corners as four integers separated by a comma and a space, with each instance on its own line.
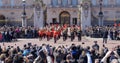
110, 51, 114, 55
28, 43, 32, 46
82, 42, 85, 44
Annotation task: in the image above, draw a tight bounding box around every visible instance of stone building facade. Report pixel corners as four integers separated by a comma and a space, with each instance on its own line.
0, 0, 34, 26
0, 0, 120, 27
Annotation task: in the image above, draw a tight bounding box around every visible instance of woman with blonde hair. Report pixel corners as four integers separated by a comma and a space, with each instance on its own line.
78, 50, 87, 63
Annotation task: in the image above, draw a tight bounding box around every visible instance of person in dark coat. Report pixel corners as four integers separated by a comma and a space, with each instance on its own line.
114, 30, 118, 40
78, 50, 88, 63
70, 29, 75, 41
110, 29, 113, 40
53, 30, 58, 43
92, 41, 99, 51
63, 29, 67, 41
77, 27, 82, 41
103, 29, 108, 44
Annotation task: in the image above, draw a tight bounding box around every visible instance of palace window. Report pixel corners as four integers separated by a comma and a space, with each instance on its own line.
71, 0, 77, 6
62, 0, 68, 6
116, 0, 120, 5
52, 0, 58, 6
104, 11, 109, 14
72, 18, 77, 25
11, 0, 14, 7
116, 11, 120, 13
103, 0, 108, 6
91, 0, 96, 5
116, 15, 120, 18
52, 18, 57, 24
0, 0, 3, 7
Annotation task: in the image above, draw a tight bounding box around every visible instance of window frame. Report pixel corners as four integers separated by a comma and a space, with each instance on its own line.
91, 0, 97, 6
103, 0, 108, 6
52, 0, 58, 7
62, 0, 68, 6
116, 0, 120, 5
71, 0, 78, 6
0, 0, 3, 7
11, 0, 14, 7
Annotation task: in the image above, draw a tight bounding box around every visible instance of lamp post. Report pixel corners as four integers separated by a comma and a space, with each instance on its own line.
43, 4, 47, 27
5, 17, 8, 26
98, 0, 104, 26
22, 0, 27, 27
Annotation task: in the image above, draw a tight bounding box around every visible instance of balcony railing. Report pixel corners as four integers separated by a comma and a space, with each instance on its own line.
48, 4, 78, 8
92, 4, 120, 7
114, 5, 120, 7
0, 5, 34, 9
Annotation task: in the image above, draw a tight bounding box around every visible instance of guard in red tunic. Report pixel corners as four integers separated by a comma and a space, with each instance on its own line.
62, 28, 68, 41
43, 29, 47, 38
0, 32, 2, 42
38, 30, 43, 41
51, 28, 54, 37
57, 29, 61, 39
53, 30, 58, 43
46, 30, 51, 41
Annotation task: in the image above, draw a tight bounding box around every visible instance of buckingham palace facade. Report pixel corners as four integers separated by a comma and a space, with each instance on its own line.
0, 0, 120, 27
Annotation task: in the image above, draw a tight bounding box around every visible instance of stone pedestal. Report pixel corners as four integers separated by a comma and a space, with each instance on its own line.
34, 9, 44, 28
81, 9, 91, 30
22, 15, 27, 27
34, 0, 44, 29
81, 0, 91, 31
98, 15, 104, 26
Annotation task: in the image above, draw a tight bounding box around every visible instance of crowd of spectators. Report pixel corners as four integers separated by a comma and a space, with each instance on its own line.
0, 41, 120, 63
85, 26, 120, 40
0, 25, 120, 42
0, 26, 39, 42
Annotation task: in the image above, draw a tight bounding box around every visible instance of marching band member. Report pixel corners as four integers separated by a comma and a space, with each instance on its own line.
67, 26, 71, 38
53, 29, 58, 43
62, 27, 68, 41
38, 29, 43, 41
70, 26, 75, 41
46, 30, 51, 41
77, 26, 82, 41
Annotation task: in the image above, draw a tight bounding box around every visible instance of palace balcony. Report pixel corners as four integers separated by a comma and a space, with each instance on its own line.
0, 5, 34, 9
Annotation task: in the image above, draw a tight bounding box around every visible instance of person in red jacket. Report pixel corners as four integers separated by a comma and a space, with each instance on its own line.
57, 29, 61, 40
46, 30, 51, 41
53, 30, 58, 43
0, 32, 2, 42
38, 30, 43, 41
